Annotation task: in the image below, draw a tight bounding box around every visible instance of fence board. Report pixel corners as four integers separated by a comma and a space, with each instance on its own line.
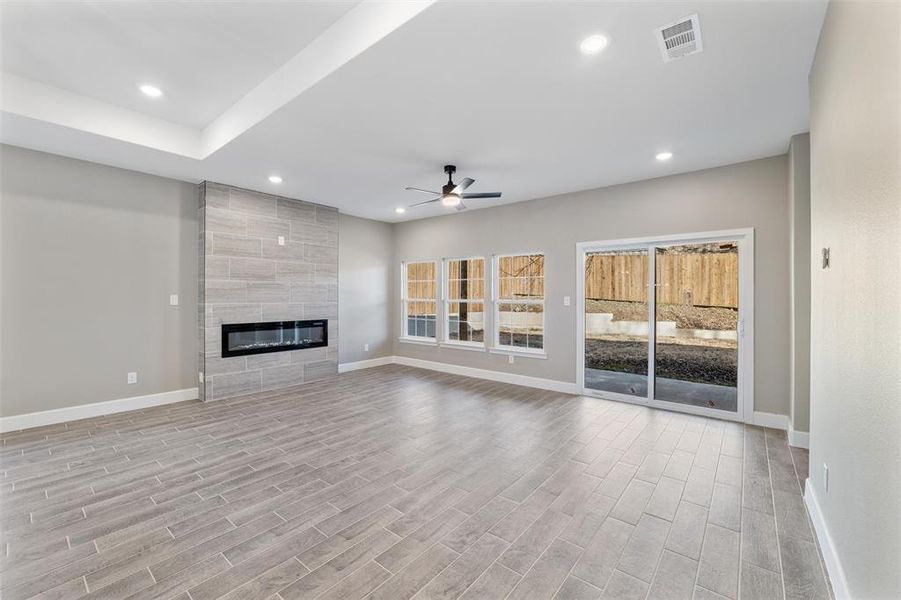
408, 252, 737, 310
585, 252, 738, 308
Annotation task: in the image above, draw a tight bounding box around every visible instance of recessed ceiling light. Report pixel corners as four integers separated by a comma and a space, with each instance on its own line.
580, 34, 609, 55
139, 84, 162, 98
268, 175, 283, 184
395, 207, 406, 214
656, 151, 673, 161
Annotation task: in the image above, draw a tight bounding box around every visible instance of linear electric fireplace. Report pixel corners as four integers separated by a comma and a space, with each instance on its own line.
222, 320, 328, 358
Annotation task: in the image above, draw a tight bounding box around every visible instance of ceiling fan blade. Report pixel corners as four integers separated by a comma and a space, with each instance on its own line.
405, 186, 441, 196
460, 192, 502, 199
451, 177, 474, 195
409, 197, 442, 207
455, 201, 467, 211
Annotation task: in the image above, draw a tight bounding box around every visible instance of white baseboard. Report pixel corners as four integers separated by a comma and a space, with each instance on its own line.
393, 356, 579, 394
788, 428, 810, 449
805, 478, 849, 599
0, 388, 199, 433
0, 363, 809, 443
338, 356, 394, 373
752, 411, 790, 430
751, 412, 809, 448
344, 361, 806, 429
0, 356, 576, 432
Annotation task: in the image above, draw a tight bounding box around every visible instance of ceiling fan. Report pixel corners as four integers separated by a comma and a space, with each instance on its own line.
404, 165, 502, 211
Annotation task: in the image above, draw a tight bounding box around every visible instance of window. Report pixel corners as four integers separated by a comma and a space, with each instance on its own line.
495, 253, 545, 351
402, 261, 437, 340
444, 257, 485, 345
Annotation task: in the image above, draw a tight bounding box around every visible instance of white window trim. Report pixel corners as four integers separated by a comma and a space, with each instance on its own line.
398, 336, 438, 346
489, 347, 547, 359
442, 256, 487, 348
439, 340, 486, 352
491, 252, 546, 355
400, 259, 438, 342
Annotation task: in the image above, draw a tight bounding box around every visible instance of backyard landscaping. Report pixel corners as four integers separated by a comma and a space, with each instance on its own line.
584, 339, 737, 387
585, 299, 738, 387
586, 299, 738, 331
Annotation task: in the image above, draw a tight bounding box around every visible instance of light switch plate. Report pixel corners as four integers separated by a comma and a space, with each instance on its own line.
563, 296, 571, 306
169, 294, 179, 306
278, 235, 286, 246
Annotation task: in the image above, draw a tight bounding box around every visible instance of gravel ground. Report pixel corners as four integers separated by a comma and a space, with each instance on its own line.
586, 299, 738, 331
585, 339, 738, 387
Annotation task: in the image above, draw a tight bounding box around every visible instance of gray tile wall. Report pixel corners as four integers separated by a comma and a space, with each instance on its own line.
198, 182, 338, 401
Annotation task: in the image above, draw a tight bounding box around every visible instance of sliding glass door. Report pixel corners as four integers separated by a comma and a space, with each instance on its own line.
653, 242, 739, 411
583, 249, 650, 398
579, 231, 751, 419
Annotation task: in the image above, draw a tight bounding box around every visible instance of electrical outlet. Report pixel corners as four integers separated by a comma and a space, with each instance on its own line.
823, 463, 829, 492
169, 294, 179, 306
508, 355, 515, 364
364, 343, 370, 352
127, 372, 138, 385
278, 235, 286, 246
563, 296, 571, 306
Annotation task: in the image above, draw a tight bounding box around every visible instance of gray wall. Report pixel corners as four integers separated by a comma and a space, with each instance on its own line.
808, 2, 901, 598
1, 145, 198, 417
338, 213, 394, 365
394, 155, 792, 416
788, 134, 811, 434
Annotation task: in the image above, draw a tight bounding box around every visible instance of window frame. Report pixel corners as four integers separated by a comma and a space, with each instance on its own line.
441, 256, 487, 349
491, 252, 547, 356
399, 259, 439, 344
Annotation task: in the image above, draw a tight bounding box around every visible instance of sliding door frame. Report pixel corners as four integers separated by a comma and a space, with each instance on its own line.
575, 228, 754, 423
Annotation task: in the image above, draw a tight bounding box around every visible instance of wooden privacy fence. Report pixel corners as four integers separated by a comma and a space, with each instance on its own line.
585, 252, 738, 308
407, 256, 544, 305
407, 252, 737, 310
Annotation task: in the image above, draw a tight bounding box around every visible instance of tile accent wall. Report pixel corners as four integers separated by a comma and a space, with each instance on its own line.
198, 182, 338, 401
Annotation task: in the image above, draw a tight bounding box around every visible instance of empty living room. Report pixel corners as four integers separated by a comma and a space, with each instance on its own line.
1, 1, 898, 599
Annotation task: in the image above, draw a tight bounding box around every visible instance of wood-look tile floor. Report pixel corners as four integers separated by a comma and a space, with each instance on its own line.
0, 365, 833, 600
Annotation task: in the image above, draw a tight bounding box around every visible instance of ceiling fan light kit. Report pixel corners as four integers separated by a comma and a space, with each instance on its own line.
404, 164, 502, 212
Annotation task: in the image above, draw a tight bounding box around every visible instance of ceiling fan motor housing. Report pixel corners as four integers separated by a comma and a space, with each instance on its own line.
443, 165, 458, 195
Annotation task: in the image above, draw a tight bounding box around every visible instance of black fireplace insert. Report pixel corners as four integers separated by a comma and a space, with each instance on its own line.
221, 320, 328, 358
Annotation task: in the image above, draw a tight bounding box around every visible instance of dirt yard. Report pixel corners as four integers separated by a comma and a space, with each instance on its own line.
585, 339, 738, 387
586, 299, 738, 331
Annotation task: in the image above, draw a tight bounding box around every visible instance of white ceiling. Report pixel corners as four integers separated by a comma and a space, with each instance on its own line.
0, 1, 358, 128
0, 1, 827, 222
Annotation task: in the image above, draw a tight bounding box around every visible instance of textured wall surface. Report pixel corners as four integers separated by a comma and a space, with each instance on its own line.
199, 182, 338, 401
808, 1, 901, 597
1, 145, 197, 417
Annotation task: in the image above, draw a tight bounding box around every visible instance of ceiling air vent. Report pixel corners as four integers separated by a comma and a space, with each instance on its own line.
656, 14, 703, 62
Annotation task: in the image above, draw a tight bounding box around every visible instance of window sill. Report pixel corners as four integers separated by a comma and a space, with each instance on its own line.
397, 336, 437, 346
439, 341, 486, 352
489, 347, 547, 359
